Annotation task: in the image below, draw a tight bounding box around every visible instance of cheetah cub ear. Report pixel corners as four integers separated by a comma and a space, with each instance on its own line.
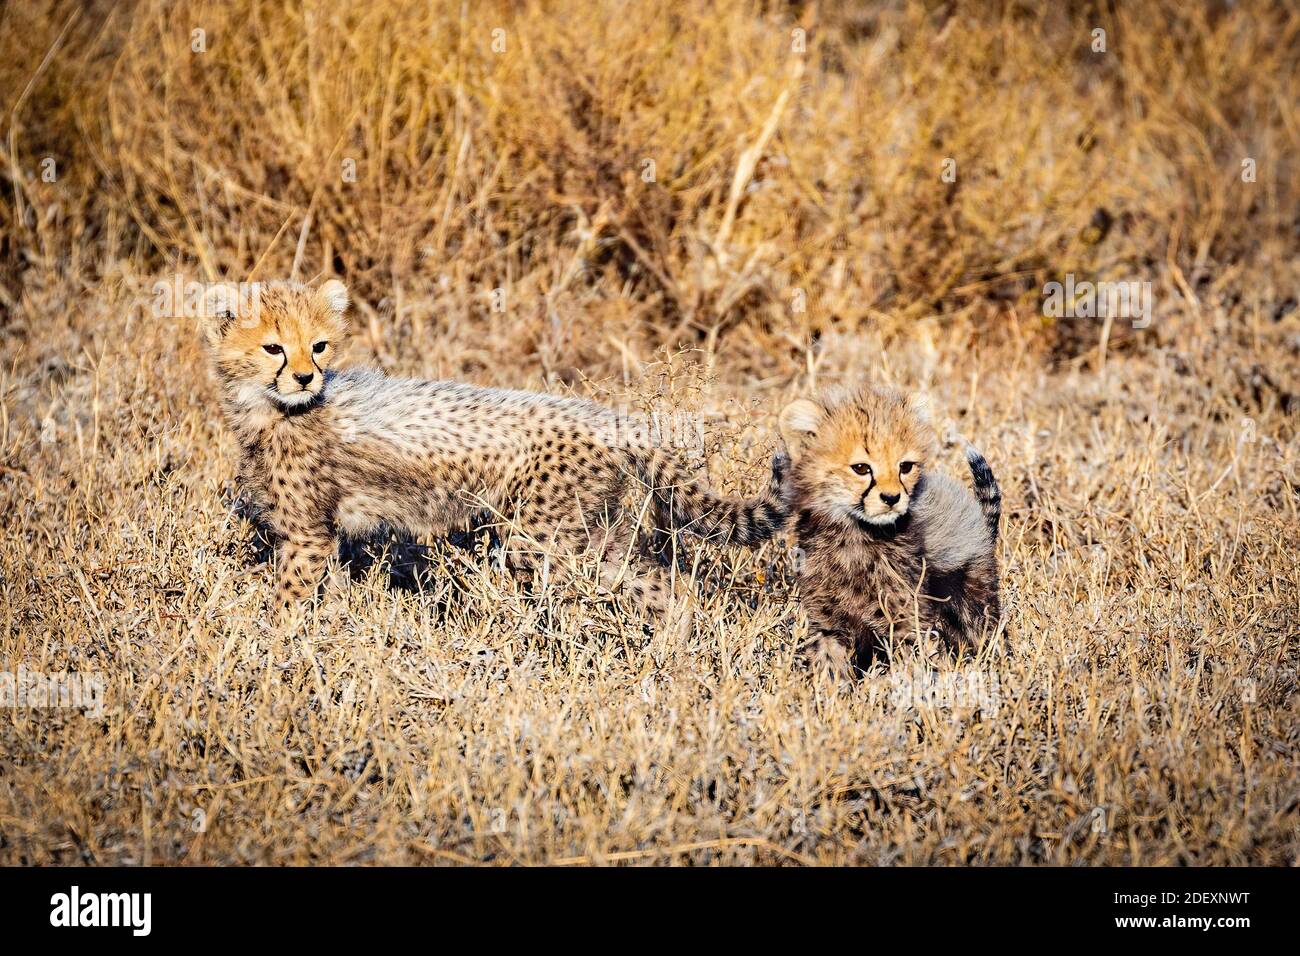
779, 398, 825, 461
907, 391, 934, 424
199, 282, 243, 347
315, 279, 349, 315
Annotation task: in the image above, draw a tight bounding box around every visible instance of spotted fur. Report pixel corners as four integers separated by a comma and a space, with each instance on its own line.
204, 280, 789, 617
779, 385, 1001, 669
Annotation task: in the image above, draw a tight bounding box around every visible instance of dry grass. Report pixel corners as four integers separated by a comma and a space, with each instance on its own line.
1, 0, 1298, 865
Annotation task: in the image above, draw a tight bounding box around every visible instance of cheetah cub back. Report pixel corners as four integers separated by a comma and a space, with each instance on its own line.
778, 384, 1001, 672
202, 279, 790, 619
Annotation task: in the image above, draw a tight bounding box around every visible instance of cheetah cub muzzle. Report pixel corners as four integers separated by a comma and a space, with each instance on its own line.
202, 279, 790, 621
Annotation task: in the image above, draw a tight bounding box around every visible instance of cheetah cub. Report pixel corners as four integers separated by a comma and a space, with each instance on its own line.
778, 385, 1001, 672
203, 279, 789, 618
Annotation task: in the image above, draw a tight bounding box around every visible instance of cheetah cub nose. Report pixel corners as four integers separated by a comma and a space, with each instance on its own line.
293, 371, 315, 386
879, 491, 900, 506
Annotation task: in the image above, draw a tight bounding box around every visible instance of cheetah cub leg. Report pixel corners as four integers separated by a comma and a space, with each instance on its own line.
803, 632, 854, 680
500, 522, 684, 620
274, 524, 334, 624
614, 561, 679, 616
596, 551, 690, 620
591, 520, 699, 622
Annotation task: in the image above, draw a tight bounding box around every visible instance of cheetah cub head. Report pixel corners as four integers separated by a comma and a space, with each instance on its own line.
779, 385, 936, 528
202, 279, 349, 409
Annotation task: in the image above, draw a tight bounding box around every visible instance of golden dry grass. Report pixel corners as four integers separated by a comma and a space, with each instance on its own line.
1, 0, 1298, 864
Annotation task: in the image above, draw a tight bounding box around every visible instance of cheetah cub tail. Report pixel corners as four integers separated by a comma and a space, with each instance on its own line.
964, 444, 1002, 542
637, 449, 791, 547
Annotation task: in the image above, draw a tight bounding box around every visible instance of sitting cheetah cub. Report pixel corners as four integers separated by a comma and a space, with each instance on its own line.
778, 385, 1001, 672
203, 279, 789, 618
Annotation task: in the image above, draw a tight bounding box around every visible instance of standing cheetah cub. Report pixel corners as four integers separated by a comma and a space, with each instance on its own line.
203, 280, 789, 617
778, 385, 1001, 672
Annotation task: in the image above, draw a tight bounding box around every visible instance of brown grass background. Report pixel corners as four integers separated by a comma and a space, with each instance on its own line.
1, 0, 1298, 864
